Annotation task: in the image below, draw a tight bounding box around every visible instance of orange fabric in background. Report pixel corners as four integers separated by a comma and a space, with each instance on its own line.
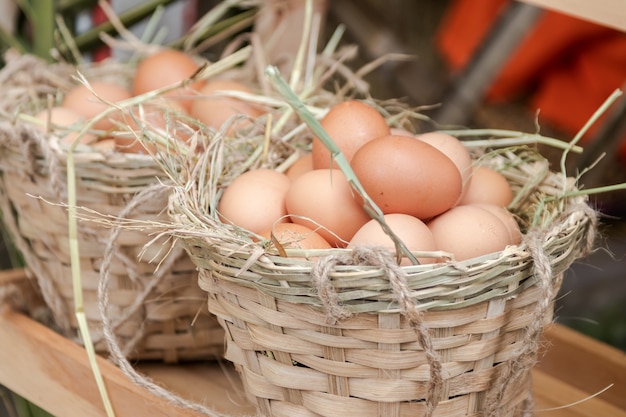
436, 0, 626, 159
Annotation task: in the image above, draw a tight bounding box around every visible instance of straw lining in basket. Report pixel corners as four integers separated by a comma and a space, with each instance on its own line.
165, 138, 598, 417
0, 51, 223, 363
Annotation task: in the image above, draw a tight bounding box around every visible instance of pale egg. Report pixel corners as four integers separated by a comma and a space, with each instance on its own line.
348, 213, 438, 265
91, 138, 116, 151
62, 80, 132, 131
260, 222, 331, 250
113, 102, 190, 154
132, 48, 205, 112
427, 205, 512, 261
474, 204, 522, 245
389, 127, 415, 137
34, 106, 96, 144
416, 131, 473, 197
458, 165, 513, 207
218, 169, 291, 234
190, 79, 264, 133
311, 100, 390, 170
285, 169, 370, 247
285, 153, 313, 181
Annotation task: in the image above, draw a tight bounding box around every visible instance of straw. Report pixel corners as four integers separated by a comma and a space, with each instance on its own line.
265, 65, 419, 265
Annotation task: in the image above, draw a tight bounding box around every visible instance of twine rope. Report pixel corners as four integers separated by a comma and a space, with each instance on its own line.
98, 183, 182, 355
484, 202, 597, 417
311, 246, 444, 417
97, 184, 237, 416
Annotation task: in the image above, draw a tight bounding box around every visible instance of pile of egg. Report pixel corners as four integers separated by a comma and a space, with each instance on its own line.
32, 48, 263, 152
219, 100, 522, 264
32, 47, 521, 264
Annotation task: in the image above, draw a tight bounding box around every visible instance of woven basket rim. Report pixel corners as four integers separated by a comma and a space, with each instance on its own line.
169, 145, 596, 317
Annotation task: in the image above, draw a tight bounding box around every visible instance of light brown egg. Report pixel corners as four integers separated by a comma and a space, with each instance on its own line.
348, 213, 438, 265
474, 204, 522, 245
218, 169, 291, 234
427, 205, 512, 261
62, 80, 132, 131
311, 100, 390, 170
350, 134, 463, 220
389, 127, 415, 137
132, 48, 205, 112
285, 169, 370, 248
285, 153, 313, 181
260, 222, 332, 250
416, 131, 473, 197
91, 137, 116, 151
458, 166, 513, 207
190, 79, 264, 133
34, 106, 96, 144
113, 102, 191, 154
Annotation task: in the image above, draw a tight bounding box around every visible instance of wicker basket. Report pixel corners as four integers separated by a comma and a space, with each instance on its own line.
169, 143, 597, 416
0, 51, 224, 363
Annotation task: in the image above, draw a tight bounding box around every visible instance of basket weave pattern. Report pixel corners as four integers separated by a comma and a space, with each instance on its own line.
0, 52, 223, 362
172, 147, 596, 416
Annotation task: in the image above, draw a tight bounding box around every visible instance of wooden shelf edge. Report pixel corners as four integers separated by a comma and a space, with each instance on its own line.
0, 306, 207, 417
537, 322, 626, 410
0, 267, 29, 285
519, 0, 626, 33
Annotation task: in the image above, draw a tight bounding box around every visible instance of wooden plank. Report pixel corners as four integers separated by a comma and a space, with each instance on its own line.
0, 306, 209, 417
537, 323, 626, 410
532, 370, 626, 417
138, 363, 256, 416
519, 0, 626, 32
0, 267, 29, 285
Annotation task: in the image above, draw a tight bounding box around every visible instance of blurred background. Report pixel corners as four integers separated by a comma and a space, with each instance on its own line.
0, 0, 624, 356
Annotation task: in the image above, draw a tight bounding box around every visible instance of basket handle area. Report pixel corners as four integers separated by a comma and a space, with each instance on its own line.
95, 182, 228, 416
96, 183, 184, 354
1, 120, 68, 197
484, 201, 598, 417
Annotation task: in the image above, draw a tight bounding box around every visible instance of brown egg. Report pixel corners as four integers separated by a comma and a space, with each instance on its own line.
260, 222, 331, 250
458, 166, 513, 207
312, 100, 390, 170
34, 107, 96, 144
132, 48, 205, 112
91, 138, 116, 151
190, 79, 264, 133
389, 127, 414, 137
474, 204, 522, 245
62, 80, 132, 131
113, 129, 156, 155
218, 169, 291, 234
285, 153, 313, 181
427, 205, 512, 261
113, 102, 191, 154
285, 169, 370, 247
416, 131, 473, 197
350, 134, 463, 220
348, 213, 438, 265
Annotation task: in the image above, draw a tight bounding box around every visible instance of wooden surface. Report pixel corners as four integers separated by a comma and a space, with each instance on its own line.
1, 269, 625, 417
519, 0, 626, 32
